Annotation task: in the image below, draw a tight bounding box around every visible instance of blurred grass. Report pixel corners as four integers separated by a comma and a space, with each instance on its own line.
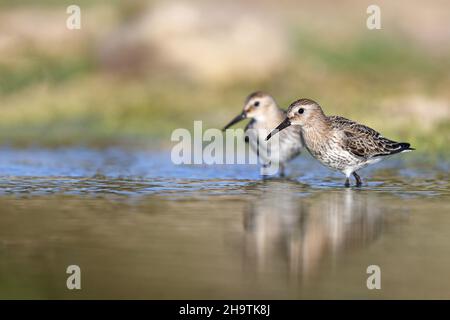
293, 32, 447, 85
0, 1, 448, 153
0, 54, 93, 95
0, 0, 119, 8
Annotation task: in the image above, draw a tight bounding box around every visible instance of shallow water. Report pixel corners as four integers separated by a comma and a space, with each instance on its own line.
0, 148, 449, 299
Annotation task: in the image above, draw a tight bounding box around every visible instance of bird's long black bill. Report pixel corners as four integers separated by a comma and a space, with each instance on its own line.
266, 118, 291, 141
222, 112, 246, 131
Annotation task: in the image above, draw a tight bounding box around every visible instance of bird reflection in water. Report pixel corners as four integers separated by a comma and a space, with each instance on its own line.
242, 180, 383, 282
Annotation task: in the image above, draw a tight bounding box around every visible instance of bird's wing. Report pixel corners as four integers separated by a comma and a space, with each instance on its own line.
329, 116, 411, 159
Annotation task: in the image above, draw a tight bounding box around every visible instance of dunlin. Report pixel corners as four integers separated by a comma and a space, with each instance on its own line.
266, 98, 414, 186
223, 92, 303, 176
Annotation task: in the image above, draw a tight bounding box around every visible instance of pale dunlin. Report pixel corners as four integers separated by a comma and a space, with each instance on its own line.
223, 92, 303, 176
266, 99, 414, 186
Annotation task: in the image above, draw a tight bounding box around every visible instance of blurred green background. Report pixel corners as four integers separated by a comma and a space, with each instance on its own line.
0, 0, 449, 152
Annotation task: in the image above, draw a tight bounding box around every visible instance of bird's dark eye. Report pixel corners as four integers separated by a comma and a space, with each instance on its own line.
298, 108, 304, 114
254, 101, 260, 107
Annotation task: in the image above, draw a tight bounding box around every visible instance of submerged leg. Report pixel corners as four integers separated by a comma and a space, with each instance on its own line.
279, 163, 285, 177
261, 162, 270, 180
344, 178, 350, 188
353, 172, 362, 187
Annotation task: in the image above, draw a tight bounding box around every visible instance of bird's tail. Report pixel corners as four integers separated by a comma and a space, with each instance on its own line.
373, 141, 415, 157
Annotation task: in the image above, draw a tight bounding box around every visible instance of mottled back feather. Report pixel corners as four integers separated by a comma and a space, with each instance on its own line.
328, 116, 413, 159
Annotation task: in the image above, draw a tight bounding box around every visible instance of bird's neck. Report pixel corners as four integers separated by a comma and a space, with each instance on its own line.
301, 116, 332, 151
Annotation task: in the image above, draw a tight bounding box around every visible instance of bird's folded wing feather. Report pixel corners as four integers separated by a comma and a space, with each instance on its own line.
329, 116, 399, 159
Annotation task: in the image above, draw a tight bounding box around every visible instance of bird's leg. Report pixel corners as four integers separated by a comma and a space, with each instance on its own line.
279, 163, 285, 178
261, 162, 270, 180
344, 178, 350, 188
353, 172, 362, 187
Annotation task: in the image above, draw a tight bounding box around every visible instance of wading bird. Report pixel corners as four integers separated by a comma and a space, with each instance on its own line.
266, 98, 414, 186
223, 92, 303, 177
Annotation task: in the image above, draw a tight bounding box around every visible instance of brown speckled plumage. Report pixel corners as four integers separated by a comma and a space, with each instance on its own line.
267, 98, 414, 186
328, 116, 413, 158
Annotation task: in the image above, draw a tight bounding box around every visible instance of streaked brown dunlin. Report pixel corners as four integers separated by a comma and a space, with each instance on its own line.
266, 98, 414, 186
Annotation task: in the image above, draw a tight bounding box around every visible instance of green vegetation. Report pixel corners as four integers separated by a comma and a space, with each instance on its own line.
0, 2, 448, 153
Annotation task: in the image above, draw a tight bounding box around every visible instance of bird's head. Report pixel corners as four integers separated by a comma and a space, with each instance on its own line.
266, 98, 324, 140
222, 92, 277, 131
